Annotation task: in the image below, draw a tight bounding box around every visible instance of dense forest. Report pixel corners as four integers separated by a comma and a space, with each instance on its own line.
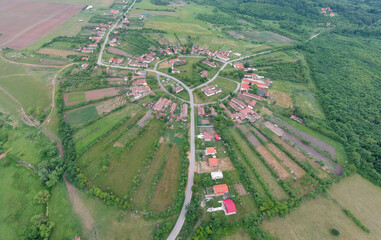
188, 0, 381, 182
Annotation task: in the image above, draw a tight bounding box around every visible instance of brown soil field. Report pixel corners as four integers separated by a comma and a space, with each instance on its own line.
264, 121, 284, 136
95, 96, 127, 115
269, 90, 293, 108
273, 137, 330, 179
239, 125, 261, 147
136, 110, 153, 127
37, 48, 84, 57
85, 87, 122, 101
268, 143, 306, 179
197, 157, 235, 173
108, 47, 128, 57
234, 183, 248, 196
149, 146, 181, 211
107, 78, 124, 85
256, 145, 289, 180
250, 125, 268, 142
0, 0, 84, 49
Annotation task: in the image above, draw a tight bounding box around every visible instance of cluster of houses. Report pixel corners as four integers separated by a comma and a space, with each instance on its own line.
321, 7, 335, 16
202, 85, 222, 97
233, 62, 258, 72
108, 35, 121, 47
158, 46, 186, 55
202, 59, 219, 68
206, 184, 236, 215
191, 46, 231, 62
149, 98, 188, 122
219, 95, 261, 123
116, 18, 130, 29
108, 57, 124, 64
129, 52, 157, 68
126, 71, 154, 101
169, 58, 187, 74
197, 105, 217, 117
241, 73, 271, 90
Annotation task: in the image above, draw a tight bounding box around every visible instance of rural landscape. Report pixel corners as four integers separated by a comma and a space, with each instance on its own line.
0, 0, 380, 239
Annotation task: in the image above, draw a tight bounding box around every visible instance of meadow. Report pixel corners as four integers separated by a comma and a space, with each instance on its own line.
193, 77, 238, 104
66, 105, 99, 127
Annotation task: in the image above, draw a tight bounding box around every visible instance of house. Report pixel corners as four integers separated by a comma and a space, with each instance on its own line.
209, 158, 218, 167
210, 107, 217, 116
200, 71, 208, 77
205, 147, 217, 155
109, 57, 114, 63
180, 104, 188, 119
136, 70, 146, 76
198, 106, 205, 116
291, 115, 303, 123
215, 134, 221, 141
244, 73, 259, 80
132, 79, 147, 87
248, 99, 257, 109
75, 237, 81, 240
231, 98, 246, 109
213, 184, 229, 195
202, 85, 221, 97
241, 82, 249, 91
234, 63, 244, 70
242, 92, 266, 101
202, 59, 219, 68
204, 131, 213, 141
170, 102, 177, 113
81, 63, 88, 70
211, 171, 223, 180
240, 107, 255, 118
172, 68, 180, 74
81, 57, 89, 61
169, 58, 186, 66
222, 199, 237, 215
173, 86, 184, 93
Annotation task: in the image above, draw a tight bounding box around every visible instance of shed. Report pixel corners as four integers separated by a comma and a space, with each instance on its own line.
211, 171, 223, 180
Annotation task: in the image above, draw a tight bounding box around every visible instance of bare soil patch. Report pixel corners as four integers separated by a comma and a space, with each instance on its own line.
37, 48, 83, 57
256, 145, 289, 180
234, 183, 248, 196
85, 87, 122, 101
268, 143, 306, 179
239, 125, 261, 147
197, 157, 235, 173
264, 121, 284, 136
0, 0, 84, 49
95, 96, 127, 115
113, 141, 124, 147
108, 47, 128, 57
269, 90, 293, 108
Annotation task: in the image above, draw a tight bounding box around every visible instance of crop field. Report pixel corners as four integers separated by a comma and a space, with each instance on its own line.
49, 182, 82, 239
261, 195, 377, 240
64, 87, 122, 106
229, 128, 289, 200
0, 0, 84, 49
328, 174, 381, 237
0, 162, 46, 239
73, 105, 140, 152
78, 119, 164, 197
149, 144, 181, 211
193, 77, 238, 104
67, 92, 86, 104
37, 48, 84, 57
268, 89, 293, 108
66, 105, 99, 128
256, 145, 290, 180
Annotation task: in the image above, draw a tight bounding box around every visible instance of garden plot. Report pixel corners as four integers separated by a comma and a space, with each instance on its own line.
64, 87, 123, 106
95, 96, 127, 115
196, 157, 235, 173
239, 125, 261, 147
256, 145, 290, 180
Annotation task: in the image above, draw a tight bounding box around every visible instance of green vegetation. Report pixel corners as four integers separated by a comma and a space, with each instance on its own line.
66, 105, 99, 127
68, 92, 86, 103
193, 77, 237, 104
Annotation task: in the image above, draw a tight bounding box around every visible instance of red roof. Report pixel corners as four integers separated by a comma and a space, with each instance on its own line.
215, 134, 221, 141
208, 158, 218, 166
204, 131, 212, 140
213, 184, 228, 195
241, 83, 249, 90
205, 147, 217, 155
223, 199, 236, 214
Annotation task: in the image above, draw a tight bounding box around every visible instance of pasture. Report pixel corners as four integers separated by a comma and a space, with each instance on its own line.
65, 105, 99, 128
0, 162, 46, 239
0, 0, 84, 49
78, 119, 164, 197
193, 77, 238, 104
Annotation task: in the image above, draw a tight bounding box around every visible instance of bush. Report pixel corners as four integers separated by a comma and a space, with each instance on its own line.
331, 228, 340, 236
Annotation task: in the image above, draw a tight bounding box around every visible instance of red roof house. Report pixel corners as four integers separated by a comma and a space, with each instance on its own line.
241, 83, 249, 91
204, 131, 213, 141
213, 184, 229, 195
215, 134, 221, 141
208, 158, 218, 167
205, 147, 217, 155
223, 199, 237, 215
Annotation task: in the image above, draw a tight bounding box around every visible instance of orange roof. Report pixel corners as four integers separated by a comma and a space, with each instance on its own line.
209, 158, 218, 166
241, 83, 249, 90
213, 184, 228, 195
205, 147, 217, 155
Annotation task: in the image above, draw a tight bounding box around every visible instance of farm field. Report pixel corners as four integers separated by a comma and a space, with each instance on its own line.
0, 162, 46, 239
228, 128, 289, 200
222, 229, 251, 240
73, 105, 141, 152
78, 119, 164, 197
66, 105, 99, 128
193, 77, 238, 104
64, 87, 123, 106
261, 194, 378, 240
0, 0, 84, 49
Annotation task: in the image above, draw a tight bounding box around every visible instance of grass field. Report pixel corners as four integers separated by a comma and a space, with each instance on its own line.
68, 92, 86, 103
193, 77, 238, 104
78, 119, 164, 197
261, 195, 377, 240
328, 174, 381, 237
228, 128, 289, 200
49, 182, 82, 239
222, 229, 251, 240
0, 162, 46, 239
73, 105, 139, 152
66, 105, 99, 127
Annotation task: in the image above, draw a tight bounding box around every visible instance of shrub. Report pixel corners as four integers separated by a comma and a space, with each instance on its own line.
331, 228, 340, 236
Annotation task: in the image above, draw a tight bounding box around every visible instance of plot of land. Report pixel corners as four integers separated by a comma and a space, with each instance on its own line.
197, 157, 235, 173
261, 196, 377, 240
37, 48, 84, 57
0, 0, 84, 49
64, 87, 122, 106
269, 89, 293, 108
66, 105, 99, 127
228, 30, 294, 43
256, 145, 289, 180
234, 183, 248, 196
108, 47, 128, 57
95, 96, 127, 115
239, 125, 261, 147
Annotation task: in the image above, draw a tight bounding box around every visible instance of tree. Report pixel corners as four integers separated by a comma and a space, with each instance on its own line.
34, 190, 50, 204
331, 228, 340, 236
168, 67, 172, 73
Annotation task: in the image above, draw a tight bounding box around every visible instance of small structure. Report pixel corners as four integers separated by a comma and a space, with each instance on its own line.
208, 158, 218, 167
234, 63, 244, 70
172, 68, 180, 74
213, 184, 229, 195
211, 171, 223, 180
173, 85, 184, 93
205, 147, 217, 155
204, 131, 213, 141
215, 134, 221, 141
241, 82, 249, 91
222, 199, 237, 215
200, 71, 208, 77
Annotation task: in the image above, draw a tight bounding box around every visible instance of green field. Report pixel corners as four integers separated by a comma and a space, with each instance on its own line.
49, 182, 82, 239
68, 92, 86, 103
78, 119, 164, 197
222, 229, 251, 240
193, 77, 238, 104
73, 105, 140, 152
66, 105, 99, 127
0, 162, 46, 239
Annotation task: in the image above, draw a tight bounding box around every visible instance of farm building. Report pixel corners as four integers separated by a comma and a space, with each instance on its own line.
204, 131, 213, 141
213, 184, 229, 195
222, 199, 237, 215
208, 158, 218, 167
205, 147, 217, 155
211, 171, 223, 180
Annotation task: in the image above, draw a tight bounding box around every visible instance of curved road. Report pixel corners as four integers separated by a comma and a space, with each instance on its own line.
96, 1, 270, 238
